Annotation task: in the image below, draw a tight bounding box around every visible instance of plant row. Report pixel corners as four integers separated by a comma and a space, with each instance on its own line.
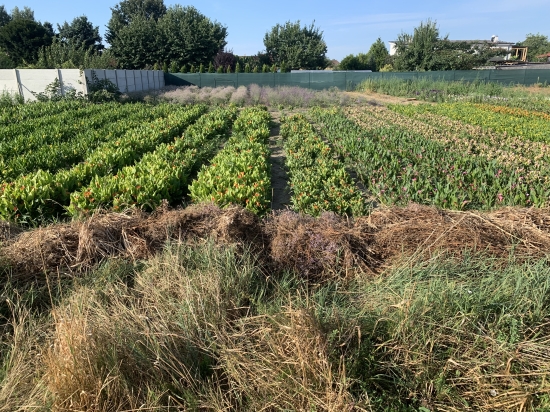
280, 113, 365, 217
384, 104, 550, 183
0, 101, 109, 146
394, 102, 550, 143
68, 105, 238, 215
0, 105, 210, 222
0, 99, 89, 126
189, 106, 272, 214
1, 104, 178, 181
311, 107, 549, 210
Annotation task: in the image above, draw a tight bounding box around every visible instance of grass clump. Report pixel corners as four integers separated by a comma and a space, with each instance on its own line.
2, 240, 550, 411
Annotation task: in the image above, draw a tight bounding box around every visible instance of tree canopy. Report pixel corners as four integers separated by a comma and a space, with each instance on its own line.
106, 0, 166, 45
158, 6, 227, 68
57, 16, 103, 52
263, 20, 327, 70
0, 17, 53, 65
518, 33, 550, 62
393, 20, 499, 71
106, 0, 226, 69
338, 53, 372, 71
367, 38, 389, 71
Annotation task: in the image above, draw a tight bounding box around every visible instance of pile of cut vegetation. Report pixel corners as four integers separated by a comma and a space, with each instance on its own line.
3, 202, 550, 282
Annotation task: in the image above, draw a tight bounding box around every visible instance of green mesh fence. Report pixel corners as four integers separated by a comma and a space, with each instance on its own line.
165, 69, 550, 90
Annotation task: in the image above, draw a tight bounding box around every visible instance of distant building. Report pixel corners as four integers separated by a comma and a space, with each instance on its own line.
388, 35, 515, 59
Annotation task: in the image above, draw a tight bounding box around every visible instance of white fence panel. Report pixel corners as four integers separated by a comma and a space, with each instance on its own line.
0, 70, 19, 96
1, 69, 165, 101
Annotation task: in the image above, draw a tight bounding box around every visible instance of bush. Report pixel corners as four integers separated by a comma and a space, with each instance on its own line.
86, 71, 121, 103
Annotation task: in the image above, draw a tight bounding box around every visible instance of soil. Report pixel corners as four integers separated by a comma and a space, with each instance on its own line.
344, 90, 424, 106
268, 111, 291, 211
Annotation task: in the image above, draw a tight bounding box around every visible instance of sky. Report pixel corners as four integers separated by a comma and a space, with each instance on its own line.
2, 0, 549, 61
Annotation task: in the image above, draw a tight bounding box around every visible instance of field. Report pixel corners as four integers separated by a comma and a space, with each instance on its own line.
1, 83, 550, 411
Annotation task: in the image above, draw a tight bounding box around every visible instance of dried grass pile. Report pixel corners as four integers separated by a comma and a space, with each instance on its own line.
3, 202, 550, 283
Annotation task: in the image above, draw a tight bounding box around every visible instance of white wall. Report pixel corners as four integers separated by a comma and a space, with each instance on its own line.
0, 69, 165, 101
82, 69, 164, 94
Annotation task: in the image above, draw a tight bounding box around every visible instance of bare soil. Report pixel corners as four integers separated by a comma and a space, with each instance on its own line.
268, 111, 291, 211
345, 90, 424, 105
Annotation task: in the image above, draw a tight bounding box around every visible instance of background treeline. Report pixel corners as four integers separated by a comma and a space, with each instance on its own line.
0, 0, 547, 73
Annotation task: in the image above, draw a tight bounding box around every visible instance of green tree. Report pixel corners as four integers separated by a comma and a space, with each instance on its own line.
57, 16, 103, 52
518, 33, 550, 62
35, 37, 114, 69
0, 6, 11, 27
112, 15, 163, 68
338, 53, 371, 70
262, 63, 269, 73
106, 0, 166, 44
169, 60, 178, 72
10, 6, 34, 21
367, 38, 389, 71
179, 64, 188, 73
0, 18, 53, 65
207, 61, 214, 73
393, 19, 498, 71
263, 20, 327, 70
106, 0, 166, 68
159, 5, 227, 69
234, 62, 241, 73
199, 63, 204, 73
244, 62, 251, 73
216, 65, 223, 73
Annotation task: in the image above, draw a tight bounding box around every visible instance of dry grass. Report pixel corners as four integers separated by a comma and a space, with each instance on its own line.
1, 233, 550, 411
3, 203, 550, 285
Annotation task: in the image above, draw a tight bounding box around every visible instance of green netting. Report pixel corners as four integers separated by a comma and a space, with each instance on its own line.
165, 69, 550, 90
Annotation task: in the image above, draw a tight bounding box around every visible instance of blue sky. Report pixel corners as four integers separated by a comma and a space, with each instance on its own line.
2, 0, 549, 61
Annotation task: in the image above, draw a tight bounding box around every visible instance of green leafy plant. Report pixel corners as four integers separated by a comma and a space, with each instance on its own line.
189, 106, 272, 214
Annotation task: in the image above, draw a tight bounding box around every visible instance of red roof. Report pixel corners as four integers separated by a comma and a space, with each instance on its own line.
536, 52, 550, 57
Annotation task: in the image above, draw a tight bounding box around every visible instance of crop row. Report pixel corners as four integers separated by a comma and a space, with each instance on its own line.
0, 105, 210, 222
281, 113, 365, 216
0, 99, 92, 127
0, 102, 110, 146
1, 104, 178, 181
395, 102, 550, 143
189, 106, 272, 214
310, 107, 548, 210
68, 105, 238, 215
384, 105, 550, 184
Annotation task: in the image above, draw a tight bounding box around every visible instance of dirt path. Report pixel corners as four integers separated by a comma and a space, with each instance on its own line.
268, 111, 291, 211
345, 90, 424, 106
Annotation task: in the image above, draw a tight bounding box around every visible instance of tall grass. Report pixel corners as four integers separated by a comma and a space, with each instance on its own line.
1, 242, 550, 411
358, 77, 549, 104
156, 84, 356, 108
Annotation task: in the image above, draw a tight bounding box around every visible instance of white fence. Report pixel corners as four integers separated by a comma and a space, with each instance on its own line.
0, 69, 165, 101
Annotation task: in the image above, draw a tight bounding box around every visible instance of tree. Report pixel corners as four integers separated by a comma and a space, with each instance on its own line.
0, 6, 11, 27
367, 38, 389, 71
106, 0, 166, 68
158, 5, 227, 68
518, 33, 550, 62
57, 16, 103, 52
10, 6, 34, 21
338, 53, 372, 70
113, 15, 163, 68
106, 0, 166, 45
214, 48, 236, 71
263, 20, 327, 70
0, 18, 53, 65
393, 19, 498, 71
